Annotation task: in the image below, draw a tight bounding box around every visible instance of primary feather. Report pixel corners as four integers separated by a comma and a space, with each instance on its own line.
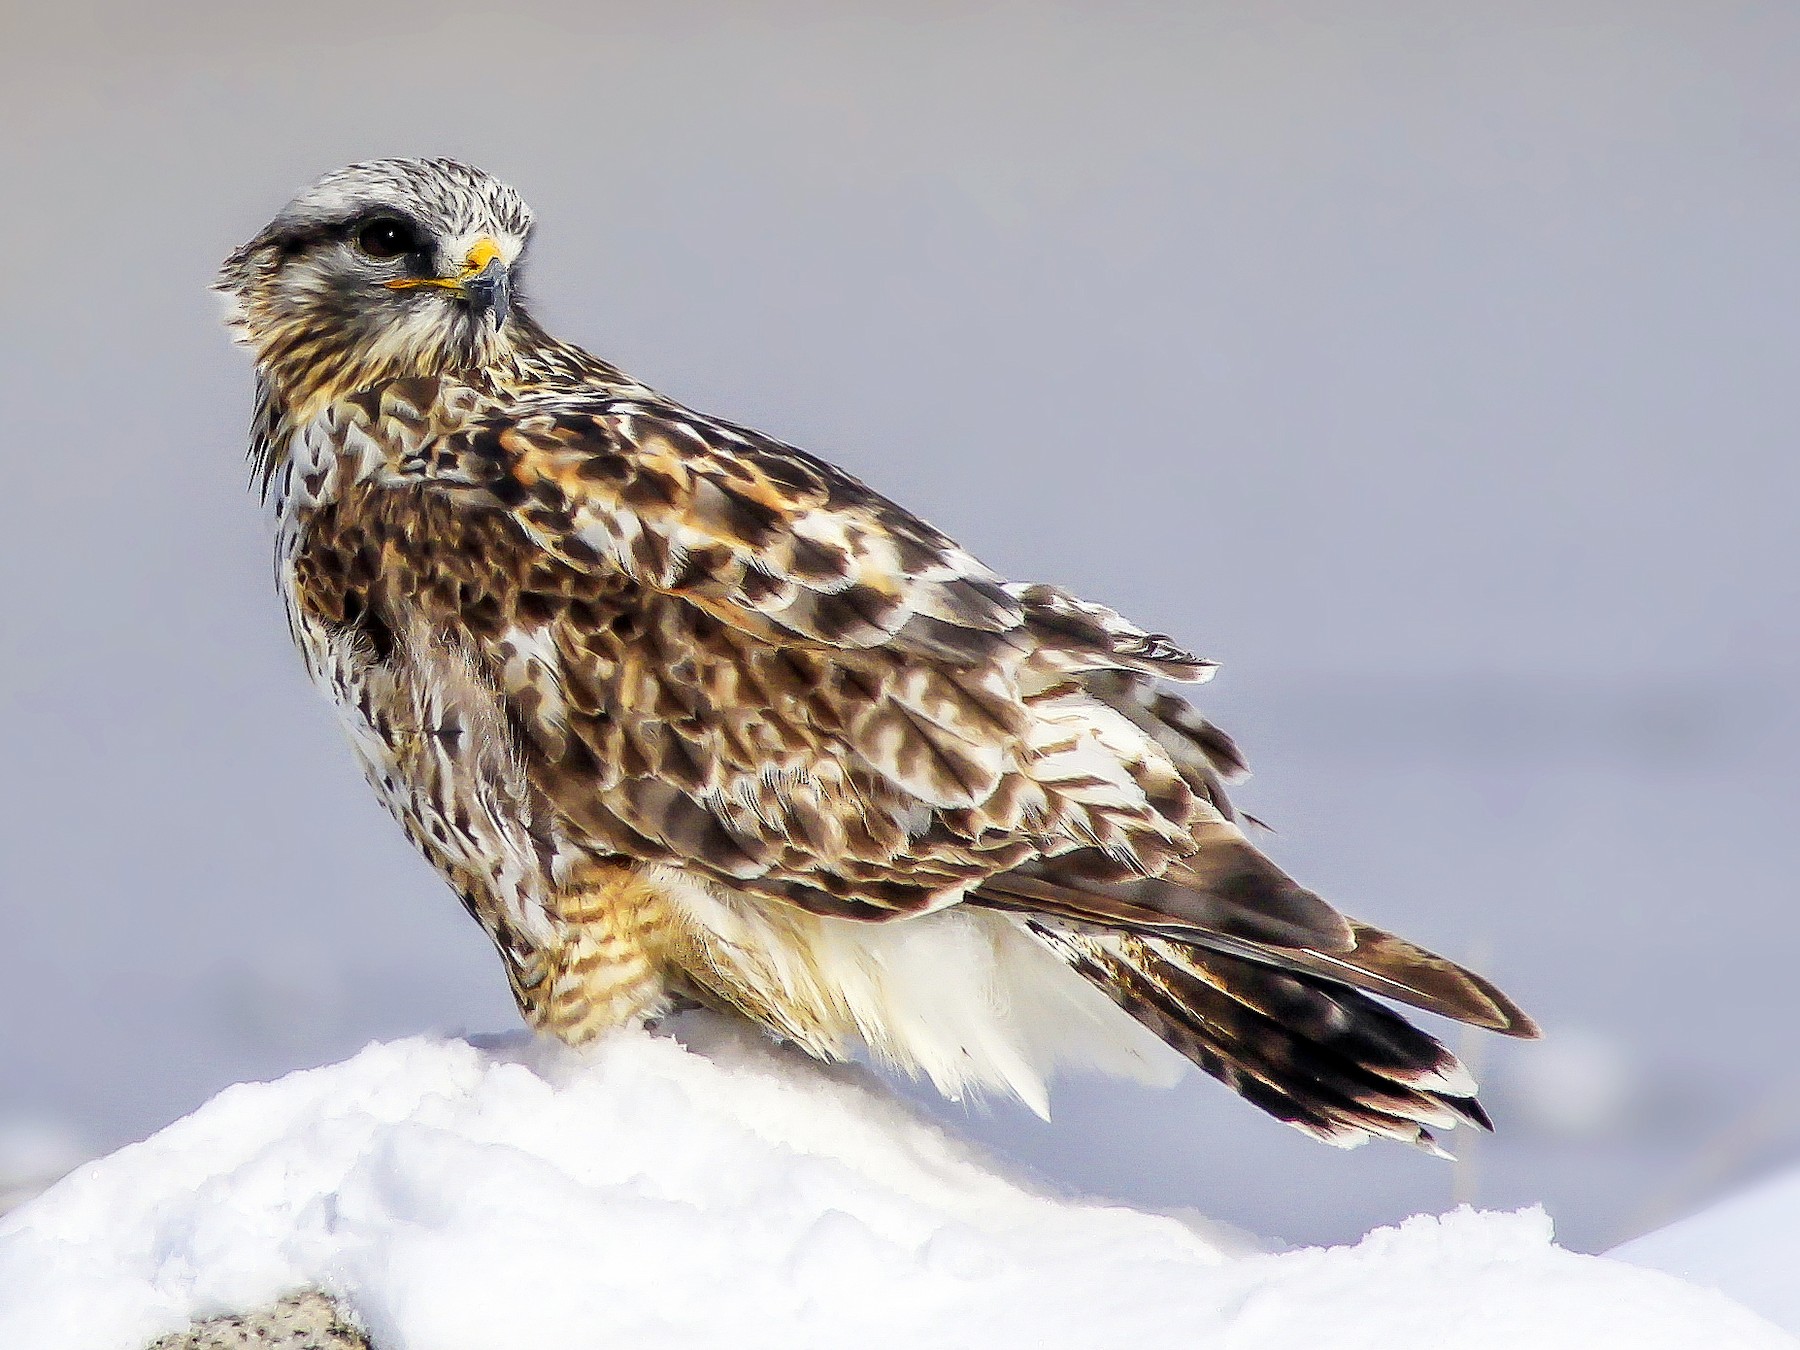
219, 158, 1536, 1151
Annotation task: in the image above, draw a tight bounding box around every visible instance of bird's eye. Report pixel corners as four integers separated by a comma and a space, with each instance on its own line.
355, 217, 420, 260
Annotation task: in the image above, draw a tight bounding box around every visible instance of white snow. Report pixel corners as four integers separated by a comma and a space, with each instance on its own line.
0, 1021, 1789, 1350
1614, 1167, 1800, 1335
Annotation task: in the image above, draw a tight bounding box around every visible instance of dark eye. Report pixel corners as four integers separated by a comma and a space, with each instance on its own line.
354, 217, 420, 260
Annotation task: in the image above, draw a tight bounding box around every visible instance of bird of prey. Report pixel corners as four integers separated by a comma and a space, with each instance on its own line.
218, 158, 1536, 1152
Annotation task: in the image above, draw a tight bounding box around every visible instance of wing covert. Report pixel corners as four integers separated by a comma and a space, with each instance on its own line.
432, 394, 1213, 682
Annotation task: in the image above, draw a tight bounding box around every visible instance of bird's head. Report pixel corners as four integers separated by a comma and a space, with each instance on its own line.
217, 158, 536, 416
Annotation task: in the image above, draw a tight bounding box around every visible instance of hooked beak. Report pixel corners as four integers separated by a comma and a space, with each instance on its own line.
460, 255, 511, 328
385, 237, 512, 328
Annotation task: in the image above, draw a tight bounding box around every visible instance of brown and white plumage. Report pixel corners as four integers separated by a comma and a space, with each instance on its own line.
219, 158, 1536, 1152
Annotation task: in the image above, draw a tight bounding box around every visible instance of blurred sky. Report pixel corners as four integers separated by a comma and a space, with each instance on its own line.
2, 0, 1798, 1252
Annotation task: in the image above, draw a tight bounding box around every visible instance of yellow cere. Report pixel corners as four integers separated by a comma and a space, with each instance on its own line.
462, 238, 503, 274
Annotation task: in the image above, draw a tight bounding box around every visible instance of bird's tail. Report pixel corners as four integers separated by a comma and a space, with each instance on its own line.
1026, 919, 1526, 1152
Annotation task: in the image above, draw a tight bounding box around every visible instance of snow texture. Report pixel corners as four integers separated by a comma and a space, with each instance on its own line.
0, 1022, 1789, 1350
1614, 1167, 1800, 1335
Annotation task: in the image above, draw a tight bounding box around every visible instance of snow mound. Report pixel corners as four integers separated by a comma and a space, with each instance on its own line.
1614, 1167, 1800, 1335
0, 1023, 1788, 1350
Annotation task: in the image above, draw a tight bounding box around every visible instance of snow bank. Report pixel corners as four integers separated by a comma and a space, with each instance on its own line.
0, 1022, 1788, 1350
1614, 1168, 1800, 1335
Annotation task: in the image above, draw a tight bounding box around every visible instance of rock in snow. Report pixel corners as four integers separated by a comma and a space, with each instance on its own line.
0, 1021, 1789, 1350
148, 1291, 367, 1350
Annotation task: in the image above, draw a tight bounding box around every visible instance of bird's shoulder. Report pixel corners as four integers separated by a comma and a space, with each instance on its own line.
309, 376, 1016, 663
287, 372, 1216, 685
323, 376, 1211, 685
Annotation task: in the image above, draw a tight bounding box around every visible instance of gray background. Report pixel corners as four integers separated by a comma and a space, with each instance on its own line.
2, 0, 1796, 1252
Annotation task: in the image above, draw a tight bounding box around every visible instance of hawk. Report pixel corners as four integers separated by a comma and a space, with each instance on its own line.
218, 159, 1536, 1151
